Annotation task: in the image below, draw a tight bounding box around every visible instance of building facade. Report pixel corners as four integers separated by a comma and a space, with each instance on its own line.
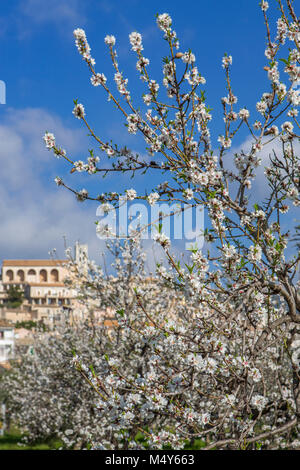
0, 244, 88, 326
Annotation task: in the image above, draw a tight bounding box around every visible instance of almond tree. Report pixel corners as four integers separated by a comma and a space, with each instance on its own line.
41, 0, 300, 449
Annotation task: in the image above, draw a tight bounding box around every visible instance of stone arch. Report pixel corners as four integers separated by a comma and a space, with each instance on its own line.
50, 269, 59, 282
39, 269, 47, 282
16, 270, 25, 282
28, 269, 36, 283
6, 270, 13, 282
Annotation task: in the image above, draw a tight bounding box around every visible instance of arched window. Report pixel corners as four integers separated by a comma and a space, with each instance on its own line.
50, 269, 59, 282
40, 269, 47, 282
6, 270, 13, 282
28, 269, 36, 283
16, 270, 25, 282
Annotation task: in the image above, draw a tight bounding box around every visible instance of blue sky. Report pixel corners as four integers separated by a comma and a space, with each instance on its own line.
0, 0, 297, 267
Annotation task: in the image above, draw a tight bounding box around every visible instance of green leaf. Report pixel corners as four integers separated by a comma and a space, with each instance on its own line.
279, 58, 289, 65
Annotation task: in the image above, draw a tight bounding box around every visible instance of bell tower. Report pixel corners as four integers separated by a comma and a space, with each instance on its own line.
74, 241, 88, 274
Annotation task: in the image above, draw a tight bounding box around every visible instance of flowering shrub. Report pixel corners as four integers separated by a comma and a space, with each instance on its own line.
5, 0, 300, 450
2, 321, 109, 449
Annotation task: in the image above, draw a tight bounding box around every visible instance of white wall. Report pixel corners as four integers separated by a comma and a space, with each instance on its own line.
0, 328, 15, 362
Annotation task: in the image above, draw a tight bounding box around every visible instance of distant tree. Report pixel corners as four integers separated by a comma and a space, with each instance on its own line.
6, 286, 24, 309
15, 321, 40, 330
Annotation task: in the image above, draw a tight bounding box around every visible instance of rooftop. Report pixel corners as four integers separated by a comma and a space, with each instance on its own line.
3, 260, 67, 267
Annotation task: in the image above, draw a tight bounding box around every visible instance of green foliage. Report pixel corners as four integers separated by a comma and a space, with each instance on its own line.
0, 427, 62, 450
14, 320, 48, 332
5, 286, 24, 309
15, 320, 36, 330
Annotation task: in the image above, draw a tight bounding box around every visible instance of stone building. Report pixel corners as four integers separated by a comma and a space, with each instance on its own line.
0, 243, 88, 326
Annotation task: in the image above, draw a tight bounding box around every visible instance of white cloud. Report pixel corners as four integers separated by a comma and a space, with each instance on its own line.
0, 107, 105, 262
15, 0, 86, 38
224, 133, 300, 204
20, 0, 85, 25
221, 134, 300, 258
0, 106, 195, 270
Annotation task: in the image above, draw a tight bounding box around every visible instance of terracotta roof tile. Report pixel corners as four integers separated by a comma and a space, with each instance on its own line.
2, 260, 67, 267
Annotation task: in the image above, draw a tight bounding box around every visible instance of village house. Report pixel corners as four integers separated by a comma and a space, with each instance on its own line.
0, 243, 88, 326
0, 320, 15, 364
